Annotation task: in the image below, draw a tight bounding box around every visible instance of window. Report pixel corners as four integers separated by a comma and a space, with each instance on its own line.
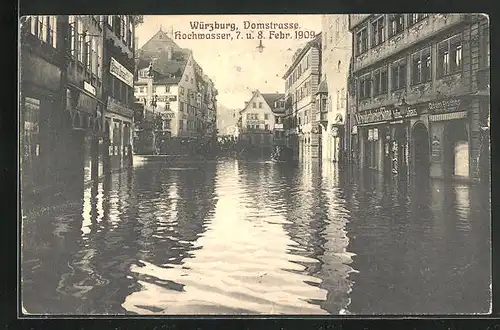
107, 15, 113, 27
264, 113, 269, 120
85, 34, 91, 70
438, 34, 462, 77
391, 58, 407, 90
247, 125, 252, 130
68, 16, 76, 56
185, 75, 188, 81
128, 18, 133, 47
29, 16, 57, 48
341, 88, 345, 108
97, 41, 102, 79
411, 47, 431, 84
337, 90, 340, 108
389, 14, 404, 37
265, 124, 269, 130
253, 102, 257, 108
179, 120, 184, 130
359, 74, 372, 100
408, 14, 428, 26
481, 25, 490, 68
356, 27, 368, 55
190, 78, 194, 84
166, 85, 170, 93
179, 86, 184, 95
259, 102, 263, 108
373, 66, 388, 95
371, 16, 385, 47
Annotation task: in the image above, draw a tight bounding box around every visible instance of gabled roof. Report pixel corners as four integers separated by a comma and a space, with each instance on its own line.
136, 29, 192, 84
262, 93, 285, 109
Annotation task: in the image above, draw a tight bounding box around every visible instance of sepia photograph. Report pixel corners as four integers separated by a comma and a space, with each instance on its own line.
19, 14, 491, 316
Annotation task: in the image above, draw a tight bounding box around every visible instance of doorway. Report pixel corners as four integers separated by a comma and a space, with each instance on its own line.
412, 122, 430, 177
445, 121, 469, 180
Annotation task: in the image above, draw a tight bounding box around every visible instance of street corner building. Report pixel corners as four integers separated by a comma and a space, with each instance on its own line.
283, 33, 323, 161
133, 28, 218, 155
237, 90, 285, 156
20, 15, 140, 208
346, 14, 490, 183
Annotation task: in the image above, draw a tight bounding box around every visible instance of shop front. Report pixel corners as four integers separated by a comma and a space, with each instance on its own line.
356, 106, 393, 172
105, 96, 135, 171
427, 96, 471, 182
66, 84, 104, 186
20, 51, 62, 193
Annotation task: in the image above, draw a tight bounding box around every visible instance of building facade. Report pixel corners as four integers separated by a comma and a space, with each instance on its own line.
102, 15, 136, 170
348, 14, 489, 183
238, 91, 284, 154
318, 15, 351, 163
134, 29, 218, 154
283, 34, 322, 160
20, 16, 65, 196
65, 15, 106, 185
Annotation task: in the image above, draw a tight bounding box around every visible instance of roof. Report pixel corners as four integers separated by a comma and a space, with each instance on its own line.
136, 29, 191, 83
282, 33, 322, 79
316, 79, 328, 95
262, 93, 285, 108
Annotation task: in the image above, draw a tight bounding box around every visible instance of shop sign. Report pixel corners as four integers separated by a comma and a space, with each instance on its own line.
351, 125, 358, 135
431, 136, 442, 162
428, 97, 462, 114
392, 106, 419, 119
355, 107, 393, 125
83, 81, 96, 96
110, 57, 134, 87
107, 97, 134, 118
274, 123, 284, 130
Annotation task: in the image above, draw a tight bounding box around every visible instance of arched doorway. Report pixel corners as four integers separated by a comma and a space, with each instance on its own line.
412, 122, 430, 177
444, 121, 469, 180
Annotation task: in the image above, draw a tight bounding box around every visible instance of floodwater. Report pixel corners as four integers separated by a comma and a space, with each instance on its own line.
21, 157, 491, 315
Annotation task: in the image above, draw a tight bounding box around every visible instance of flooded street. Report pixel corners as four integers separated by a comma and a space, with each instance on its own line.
21, 158, 491, 315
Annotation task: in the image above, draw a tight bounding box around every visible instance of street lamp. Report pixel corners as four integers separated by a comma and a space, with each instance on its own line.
257, 40, 265, 53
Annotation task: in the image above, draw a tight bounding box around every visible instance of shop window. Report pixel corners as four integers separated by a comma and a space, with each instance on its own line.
371, 15, 385, 47
359, 74, 372, 100
388, 14, 404, 38
408, 14, 428, 26
411, 47, 431, 85
437, 34, 462, 77
391, 58, 407, 91
356, 26, 368, 55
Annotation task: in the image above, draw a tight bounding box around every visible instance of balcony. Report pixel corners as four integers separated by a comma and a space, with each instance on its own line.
476, 67, 490, 95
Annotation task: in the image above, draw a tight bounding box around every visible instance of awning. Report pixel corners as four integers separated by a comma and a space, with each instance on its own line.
429, 111, 467, 122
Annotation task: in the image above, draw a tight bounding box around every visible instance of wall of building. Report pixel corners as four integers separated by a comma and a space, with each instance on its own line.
349, 14, 488, 183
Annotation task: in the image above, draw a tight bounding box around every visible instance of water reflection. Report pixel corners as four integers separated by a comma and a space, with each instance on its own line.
21, 158, 490, 315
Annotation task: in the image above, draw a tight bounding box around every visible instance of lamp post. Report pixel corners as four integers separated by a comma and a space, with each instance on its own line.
257, 40, 265, 53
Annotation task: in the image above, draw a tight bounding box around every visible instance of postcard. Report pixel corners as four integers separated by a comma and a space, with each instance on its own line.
19, 14, 491, 316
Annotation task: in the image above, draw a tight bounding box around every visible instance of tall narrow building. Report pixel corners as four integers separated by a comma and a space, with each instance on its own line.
283, 33, 322, 160
317, 15, 351, 163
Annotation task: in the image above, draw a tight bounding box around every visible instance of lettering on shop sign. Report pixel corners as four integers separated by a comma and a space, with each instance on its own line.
107, 97, 134, 118
83, 81, 96, 96
431, 136, 442, 162
355, 107, 393, 125
110, 57, 134, 87
392, 107, 419, 119
428, 98, 462, 114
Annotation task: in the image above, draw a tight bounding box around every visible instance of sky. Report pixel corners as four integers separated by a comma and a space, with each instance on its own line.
135, 15, 322, 109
